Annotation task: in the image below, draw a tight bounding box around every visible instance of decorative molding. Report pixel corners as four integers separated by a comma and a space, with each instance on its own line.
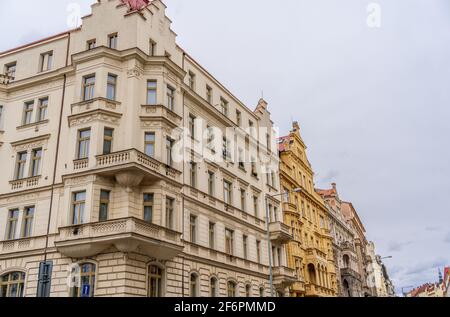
11, 134, 51, 151
68, 109, 122, 127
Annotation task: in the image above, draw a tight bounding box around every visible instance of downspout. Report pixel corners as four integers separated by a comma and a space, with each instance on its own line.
181, 51, 186, 297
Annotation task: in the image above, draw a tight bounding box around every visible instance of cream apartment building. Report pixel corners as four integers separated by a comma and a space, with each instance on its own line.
0, 0, 294, 297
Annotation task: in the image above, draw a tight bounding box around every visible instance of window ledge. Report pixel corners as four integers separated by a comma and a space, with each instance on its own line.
16, 120, 49, 130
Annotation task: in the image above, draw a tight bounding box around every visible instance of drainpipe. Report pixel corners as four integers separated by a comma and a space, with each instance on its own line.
181, 52, 186, 297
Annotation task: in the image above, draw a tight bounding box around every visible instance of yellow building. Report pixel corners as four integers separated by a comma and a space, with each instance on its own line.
278, 122, 337, 297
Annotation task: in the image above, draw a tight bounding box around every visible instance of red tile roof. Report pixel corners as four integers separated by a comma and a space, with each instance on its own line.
121, 0, 150, 11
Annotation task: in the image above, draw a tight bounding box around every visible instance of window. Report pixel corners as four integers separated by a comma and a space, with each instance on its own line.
167, 85, 175, 111
271, 171, 276, 188
82, 75, 95, 101
190, 215, 197, 243
149, 39, 157, 56
77, 129, 91, 159
266, 133, 271, 152
6, 209, 19, 240
259, 287, 265, 297
188, 71, 195, 90
103, 128, 114, 155
208, 171, 215, 196
21, 206, 34, 238
210, 278, 217, 297
40, 51, 53, 72
147, 80, 157, 105
225, 229, 234, 255
143, 193, 154, 223
145, 132, 155, 157
206, 85, 212, 103
108, 33, 118, 49
190, 274, 198, 297
37, 98, 48, 122
0, 105, 3, 127
227, 281, 236, 297
87, 39, 96, 50
240, 189, 246, 211
70, 263, 96, 297
222, 137, 231, 160
206, 126, 215, 152
148, 265, 163, 297
220, 98, 228, 116
223, 180, 232, 205
189, 159, 197, 188
99, 190, 110, 222
236, 110, 242, 126
30, 148, 42, 177
106, 74, 117, 100
253, 196, 258, 217
23, 101, 34, 125
166, 138, 174, 166
72, 192, 86, 225
243, 235, 248, 260
166, 197, 174, 230
251, 158, 257, 178
188, 114, 196, 139
256, 240, 261, 263
248, 120, 254, 136
246, 284, 251, 297
0, 272, 25, 297
238, 148, 245, 170
209, 222, 215, 249
15, 152, 27, 180
5, 62, 17, 78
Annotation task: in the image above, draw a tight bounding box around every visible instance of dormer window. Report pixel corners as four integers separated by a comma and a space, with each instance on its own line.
39, 51, 53, 72
108, 33, 118, 49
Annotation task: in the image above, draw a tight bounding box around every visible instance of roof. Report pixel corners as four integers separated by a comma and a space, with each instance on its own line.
121, 0, 151, 11
278, 136, 292, 153
316, 188, 337, 198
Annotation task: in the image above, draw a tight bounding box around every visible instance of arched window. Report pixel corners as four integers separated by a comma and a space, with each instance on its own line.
245, 284, 252, 297
190, 273, 198, 297
210, 277, 218, 297
343, 255, 350, 268
148, 265, 163, 297
70, 263, 96, 297
227, 281, 236, 297
307, 264, 316, 285
259, 287, 265, 297
0, 272, 25, 297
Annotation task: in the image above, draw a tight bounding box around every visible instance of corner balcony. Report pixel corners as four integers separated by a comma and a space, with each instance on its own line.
305, 247, 328, 264
54, 217, 184, 260
9, 176, 41, 191
70, 97, 122, 116
0, 236, 47, 256
273, 266, 297, 289
340, 267, 362, 281
269, 222, 292, 244
140, 104, 182, 127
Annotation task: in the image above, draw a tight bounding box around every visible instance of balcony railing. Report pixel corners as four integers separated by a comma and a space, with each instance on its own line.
0, 236, 47, 255
71, 97, 122, 116
305, 247, 328, 262
269, 222, 292, 244
0, 74, 14, 84
141, 104, 182, 127
9, 176, 41, 191
55, 217, 184, 260
273, 266, 297, 288
341, 267, 362, 281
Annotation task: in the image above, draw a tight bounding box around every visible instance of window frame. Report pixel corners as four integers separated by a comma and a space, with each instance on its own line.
30, 148, 42, 177
225, 228, 234, 256
143, 193, 154, 223
37, 97, 48, 122
189, 215, 197, 244
165, 197, 175, 230
21, 206, 35, 238
146, 80, 157, 105
82, 74, 96, 101
108, 33, 118, 49
39, 51, 53, 72
77, 128, 91, 159
6, 209, 19, 241
99, 190, 110, 222
144, 132, 156, 158
71, 191, 86, 225
15, 151, 27, 180
23, 101, 34, 125
0, 272, 26, 298
106, 74, 117, 101
103, 127, 114, 155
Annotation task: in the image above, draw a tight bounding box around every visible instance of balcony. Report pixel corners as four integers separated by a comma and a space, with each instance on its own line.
0, 236, 47, 256
70, 97, 122, 116
9, 176, 41, 191
0, 74, 14, 85
54, 217, 184, 260
273, 266, 297, 289
269, 222, 292, 244
305, 247, 328, 264
140, 104, 182, 127
341, 267, 362, 281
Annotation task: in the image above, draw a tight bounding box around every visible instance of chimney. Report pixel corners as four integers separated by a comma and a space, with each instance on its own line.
332, 183, 337, 190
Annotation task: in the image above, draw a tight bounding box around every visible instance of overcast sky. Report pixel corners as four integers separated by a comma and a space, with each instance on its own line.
1, 0, 449, 295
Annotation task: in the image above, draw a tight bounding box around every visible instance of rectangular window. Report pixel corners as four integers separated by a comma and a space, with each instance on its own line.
220, 98, 228, 116
208, 171, 215, 196
40, 51, 53, 72
190, 160, 197, 188
5, 62, 17, 78
167, 85, 175, 111
223, 180, 232, 205
206, 126, 215, 152
166, 197, 175, 230
145, 132, 155, 157
99, 190, 110, 222
190, 215, 197, 243
143, 193, 154, 223
77, 129, 91, 159
236, 110, 242, 126
225, 229, 234, 255
108, 33, 118, 49
87, 39, 96, 50
206, 85, 212, 104
149, 39, 157, 56
238, 148, 245, 170
82, 75, 95, 101
188, 114, 196, 139
188, 71, 195, 90
15, 152, 27, 180
0, 105, 3, 127
23, 101, 34, 125
147, 80, 157, 105
166, 137, 174, 166
72, 191, 86, 225
103, 128, 114, 155
240, 188, 246, 211
253, 196, 258, 217
6, 209, 19, 240
37, 97, 48, 122
243, 235, 248, 260
256, 240, 261, 263
22, 206, 35, 238
106, 74, 117, 100
209, 222, 215, 249
222, 137, 231, 160
30, 148, 42, 177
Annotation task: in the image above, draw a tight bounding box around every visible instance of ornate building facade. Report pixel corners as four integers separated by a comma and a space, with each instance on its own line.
365, 242, 395, 297
316, 184, 363, 297
0, 0, 295, 297
279, 122, 337, 297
